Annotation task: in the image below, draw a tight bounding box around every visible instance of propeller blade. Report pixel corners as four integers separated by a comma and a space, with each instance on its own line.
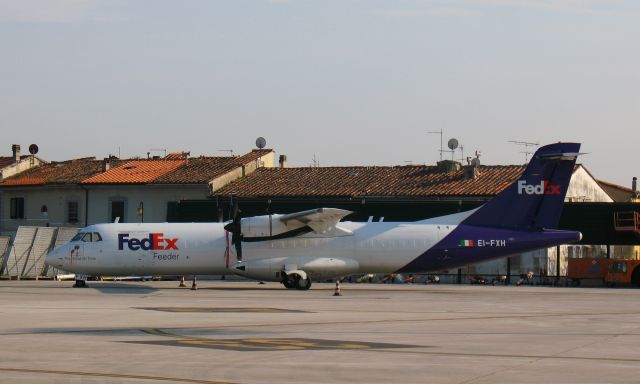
229, 193, 242, 261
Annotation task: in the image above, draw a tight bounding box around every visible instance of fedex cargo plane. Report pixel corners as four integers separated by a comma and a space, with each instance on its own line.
46, 143, 582, 289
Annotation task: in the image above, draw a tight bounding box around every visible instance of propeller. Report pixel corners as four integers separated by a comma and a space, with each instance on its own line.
223, 193, 243, 262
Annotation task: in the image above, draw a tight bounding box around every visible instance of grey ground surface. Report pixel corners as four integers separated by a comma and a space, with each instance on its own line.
1, 280, 640, 384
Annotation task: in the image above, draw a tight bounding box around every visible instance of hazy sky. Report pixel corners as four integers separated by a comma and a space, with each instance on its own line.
1, 0, 638, 186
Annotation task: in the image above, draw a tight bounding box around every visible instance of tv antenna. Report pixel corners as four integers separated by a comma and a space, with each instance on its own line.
428, 129, 444, 161
508, 140, 539, 162
311, 154, 320, 167
218, 149, 234, 157
471, 150, 481, 167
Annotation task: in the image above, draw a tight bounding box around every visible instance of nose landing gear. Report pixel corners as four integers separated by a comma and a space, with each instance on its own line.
73, 274, 88, 288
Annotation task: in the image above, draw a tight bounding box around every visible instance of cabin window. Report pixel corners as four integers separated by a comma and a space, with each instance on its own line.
81, 233, 92, 242
10, 197, 24, 219
93, 232, 103, 242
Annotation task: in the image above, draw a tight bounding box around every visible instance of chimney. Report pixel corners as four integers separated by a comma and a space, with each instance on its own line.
436, 160, 461, 173
464, 153, 481, 180
464, 165, 480, 180
12, 144, 20, 163
279, 154, 287, 168
102, 157, 111, 172
633, 177, 638, 197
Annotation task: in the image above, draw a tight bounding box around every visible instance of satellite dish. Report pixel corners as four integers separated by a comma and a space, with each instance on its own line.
471, 157, 481, 167
255, 137, 266, 149
28, 144, 39, 155
447, 138, 459, 150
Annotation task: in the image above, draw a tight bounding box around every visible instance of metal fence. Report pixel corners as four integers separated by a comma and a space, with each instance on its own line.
1, 226, 79, 278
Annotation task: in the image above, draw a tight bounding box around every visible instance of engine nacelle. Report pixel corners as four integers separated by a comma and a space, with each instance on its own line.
241, 214, 294, 238
230, 256, 360, 282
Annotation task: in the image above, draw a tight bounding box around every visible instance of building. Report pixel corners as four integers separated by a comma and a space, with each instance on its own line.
597, 178, 640, 203
0, 144, 45, 181
0, 144, 46, 234
0, 150, 274, 236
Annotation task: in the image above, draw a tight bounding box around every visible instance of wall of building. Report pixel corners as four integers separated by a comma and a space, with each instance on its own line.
0, 186, 86, 236
0, 184, 210, 236
566, 166, 613, 203
85, 184, 209, 225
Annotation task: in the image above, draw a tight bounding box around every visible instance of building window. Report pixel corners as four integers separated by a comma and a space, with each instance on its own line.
10, 197, 24, 219
68, 201, 79, 223
110, 200, 126, 223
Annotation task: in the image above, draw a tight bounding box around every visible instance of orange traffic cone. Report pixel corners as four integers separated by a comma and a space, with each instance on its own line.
333, 280, 342, 296
191, 275, 198, 290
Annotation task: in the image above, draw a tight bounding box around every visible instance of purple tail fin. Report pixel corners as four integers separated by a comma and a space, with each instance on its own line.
462, 142, 580, 230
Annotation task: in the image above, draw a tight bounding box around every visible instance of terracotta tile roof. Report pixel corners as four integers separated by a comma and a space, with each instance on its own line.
84, 150, 274, 185
153, 157, 237, 184
215, 165, 527, 198
82, 160, 185, 184
597, 179, 635, 202
153, 150, 274, 184
0, 150, 275, 186
165, 152, 187, 160
235, 149, 273, 164
0, 158, 105, 186
0, 157, 14, 169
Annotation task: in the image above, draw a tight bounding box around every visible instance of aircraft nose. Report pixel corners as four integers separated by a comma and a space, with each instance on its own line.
46, 247, 64, 268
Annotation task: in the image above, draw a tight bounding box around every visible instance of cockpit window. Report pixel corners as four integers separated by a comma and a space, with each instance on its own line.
72, 232, 102, 242
71, 232, 85, 242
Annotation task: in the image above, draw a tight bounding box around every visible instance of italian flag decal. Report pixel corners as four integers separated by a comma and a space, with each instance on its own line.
459, 240, 474, 247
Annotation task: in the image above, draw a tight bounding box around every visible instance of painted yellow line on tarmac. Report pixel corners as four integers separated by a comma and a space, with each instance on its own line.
137, 328, 417, 351
139, 306, 308, 313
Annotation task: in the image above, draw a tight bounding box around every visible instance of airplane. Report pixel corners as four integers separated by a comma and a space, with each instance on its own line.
46, 142, 583, 289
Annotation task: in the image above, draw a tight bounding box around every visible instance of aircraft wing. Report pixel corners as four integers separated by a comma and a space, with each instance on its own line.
279, 208, 352, 234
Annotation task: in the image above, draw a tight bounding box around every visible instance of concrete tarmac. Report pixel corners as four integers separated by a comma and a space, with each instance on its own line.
1, 280, 640, 383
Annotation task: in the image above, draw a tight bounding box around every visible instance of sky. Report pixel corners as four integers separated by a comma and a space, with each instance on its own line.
0, 0, 638, 186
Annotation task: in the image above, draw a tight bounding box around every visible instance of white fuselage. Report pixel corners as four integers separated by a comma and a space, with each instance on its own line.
46, 220, 457, 278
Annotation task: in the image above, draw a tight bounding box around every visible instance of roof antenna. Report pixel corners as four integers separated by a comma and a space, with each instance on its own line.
508, 140, 539, 163
428, 129, 444, 161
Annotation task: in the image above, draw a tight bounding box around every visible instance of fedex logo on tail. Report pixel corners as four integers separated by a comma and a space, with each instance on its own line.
517, 180, 561, 195
118, 233, 178, 251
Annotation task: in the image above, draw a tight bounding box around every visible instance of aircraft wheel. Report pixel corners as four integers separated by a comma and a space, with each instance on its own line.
295, 277, 312, 290
73, 280, 86, 288
282, 279, 295, 289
